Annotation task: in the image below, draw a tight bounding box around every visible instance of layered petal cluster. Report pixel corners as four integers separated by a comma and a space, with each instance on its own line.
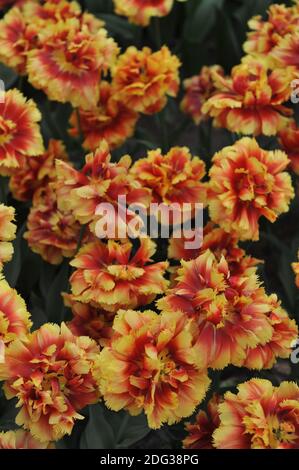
69, 238, 169, 312
131, 146, 207, 207
95, 309, 210, 428
69, 81, 139, 151
272, 32, 299, 72
214, 379, 299, 449
63, 293, 114, 347
181, 65, 224, 125
183, 394, 221, 449
242, 293, 298, 369
279, 120, 299, 175
243, 4, 299, 58
0, 322, 100, 442
208, 138, 294, 241
0, 6, 39, 75
24, 184, 83, 265
27, 18, 119, 110
0, 1, 103, 75
112, 0, 174, 26
25, 0, 104, 38
0, 204, 16, 268
168, 221, 260, 276
0, 429, 52, 449
202, 60, 293, 136
55, 140, 150, 231
9, 139, 68, 201
23, 0, 95, 28
158, 250, 297, 369
0, 89, 44, 172
22, 0, 104, 41
0, 278, 32, 362
111, 46, 180, 114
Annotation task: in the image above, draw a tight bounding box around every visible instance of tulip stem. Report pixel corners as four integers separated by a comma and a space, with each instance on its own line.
18, 75, 25, 92
116, 413, 131, 443
170, 116, 191, 143
155, 110, 169, 153
75, 108, 84, 144
0, 176, 7, 204
76, 224, 87, 254
152, 17, 162, 49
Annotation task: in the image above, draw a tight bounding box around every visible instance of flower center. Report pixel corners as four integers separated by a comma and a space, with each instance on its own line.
158, 350, 176, 376
0, 118, 16, 145
234, 160, 274, 203
107, 264, 144, 280
53, 48, 84, 75
0, 311, 9, 342
193, 288, 229, 328
243, 401, 298, 448
42, 372, 67, 392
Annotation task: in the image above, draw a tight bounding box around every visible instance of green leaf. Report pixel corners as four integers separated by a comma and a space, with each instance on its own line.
30, 292, 48, 330
0, 63, 18, 90
277, 251, 298, 314
17, 251, 42, 294
80, 404, 115, 449
80, 405, 150, 449
216, 9, 243, 69
183, 0, 224, 43
97, 13, 141, 43
3, 223, 26, 287
115, 413, 149, 449
0, 176, 9, 204
84, 0, 114, 14
45, 261, 70, 323
0, 398, 18, 432
230, 0, 273, 24
39, 262, 58, 299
